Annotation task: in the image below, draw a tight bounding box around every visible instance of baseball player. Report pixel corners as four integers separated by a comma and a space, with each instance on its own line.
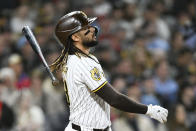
50, 11, 168, 131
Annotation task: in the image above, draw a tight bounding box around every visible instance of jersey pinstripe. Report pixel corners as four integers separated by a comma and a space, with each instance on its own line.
62, 54, 111, 129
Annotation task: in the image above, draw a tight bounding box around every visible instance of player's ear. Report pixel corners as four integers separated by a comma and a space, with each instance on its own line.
71, 33, 80, 42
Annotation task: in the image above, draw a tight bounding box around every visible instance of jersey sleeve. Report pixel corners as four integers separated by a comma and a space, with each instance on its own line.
76, 57, 108, 92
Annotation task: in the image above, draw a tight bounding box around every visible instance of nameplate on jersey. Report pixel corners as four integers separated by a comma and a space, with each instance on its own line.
90, 67, 101, 81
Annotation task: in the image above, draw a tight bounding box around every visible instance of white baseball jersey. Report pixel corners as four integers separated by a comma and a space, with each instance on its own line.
62, 54, 111, 129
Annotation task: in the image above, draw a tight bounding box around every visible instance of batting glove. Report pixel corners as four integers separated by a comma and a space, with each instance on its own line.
146, 104, 168, 123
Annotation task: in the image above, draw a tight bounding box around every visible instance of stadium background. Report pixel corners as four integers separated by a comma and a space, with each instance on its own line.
0, 0, 196, 130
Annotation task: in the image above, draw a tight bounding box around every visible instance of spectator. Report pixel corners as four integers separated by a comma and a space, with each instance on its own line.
187, 1, 196, 23
17, 36, 40, 72
168, 104, 189, 131
0, 26, 14, 68
168, 31, 185, 67
10, 5, 34, 34
30, 69, 47, 111
134, 4, 170, 41
111, 76, 127, 93
0, 67, 19, 107
179, 85, 196, 115
175, 12, 196, 50
116, 1, 138, 41
114, 58, 134, 79
42, 72, 69, 131
112, 112, 156, 131
8, 54, 31, 90
174, 47, 193, 87
153, 60, 178, 108
93, 0, 112, 17
94, 42, 118, 76
141, 75, 161, 106
127, 43, 154, 77
54, 0, 70, 20
16, 89, 45, 131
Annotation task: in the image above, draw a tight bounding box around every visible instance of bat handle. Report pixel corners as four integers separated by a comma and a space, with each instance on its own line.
46, 66, 59, 86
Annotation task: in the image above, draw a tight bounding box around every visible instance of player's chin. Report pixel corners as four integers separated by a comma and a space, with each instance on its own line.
90, 40, 98, 47
83, 40, 98, 47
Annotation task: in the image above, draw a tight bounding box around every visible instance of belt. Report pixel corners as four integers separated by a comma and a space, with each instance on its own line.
72, 123, 109, 131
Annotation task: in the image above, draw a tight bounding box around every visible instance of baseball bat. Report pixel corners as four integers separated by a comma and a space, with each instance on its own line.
22, 26, 59, 86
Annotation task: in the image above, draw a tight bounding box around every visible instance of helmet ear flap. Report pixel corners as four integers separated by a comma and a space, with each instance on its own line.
95, 26, 98, 34
93, 26, 99, 36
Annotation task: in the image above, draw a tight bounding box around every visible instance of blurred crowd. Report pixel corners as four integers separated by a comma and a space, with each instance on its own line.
0, 0, 196, 131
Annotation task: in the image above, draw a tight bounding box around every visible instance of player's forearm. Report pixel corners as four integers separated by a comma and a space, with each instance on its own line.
95, 82, 147, 114
110, 92, 147, 114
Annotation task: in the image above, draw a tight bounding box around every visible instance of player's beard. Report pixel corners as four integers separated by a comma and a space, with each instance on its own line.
82, 40, 98, 47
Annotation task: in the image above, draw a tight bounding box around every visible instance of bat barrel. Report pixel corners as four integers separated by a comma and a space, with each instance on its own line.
22, 26, 59, 86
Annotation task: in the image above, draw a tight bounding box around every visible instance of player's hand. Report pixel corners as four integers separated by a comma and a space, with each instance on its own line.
146, 104, 168, 123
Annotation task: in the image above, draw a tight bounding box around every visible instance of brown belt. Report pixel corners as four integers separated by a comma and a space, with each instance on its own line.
72, 123, 109, 131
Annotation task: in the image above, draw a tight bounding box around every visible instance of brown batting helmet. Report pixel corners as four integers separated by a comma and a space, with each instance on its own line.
55, 11, 97, 46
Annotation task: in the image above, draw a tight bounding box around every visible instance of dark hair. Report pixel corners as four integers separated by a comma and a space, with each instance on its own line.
50, 38, 97, 71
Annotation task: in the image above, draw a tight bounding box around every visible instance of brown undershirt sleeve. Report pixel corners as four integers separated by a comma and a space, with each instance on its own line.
94, 82, 148, 114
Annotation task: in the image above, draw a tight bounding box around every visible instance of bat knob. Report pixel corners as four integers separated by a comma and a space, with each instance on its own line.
52, 79, 60, 86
